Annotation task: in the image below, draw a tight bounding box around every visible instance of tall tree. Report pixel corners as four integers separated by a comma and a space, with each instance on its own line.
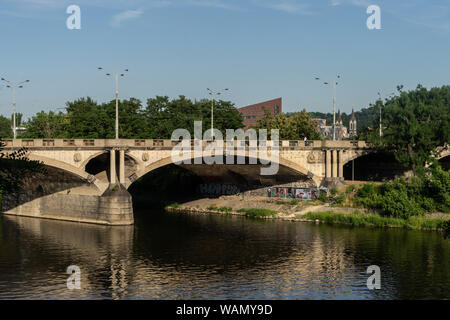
366, 85, 450, 173
0, 116, 12, 138
22, 111, 67, 138
256, 109, 321, 140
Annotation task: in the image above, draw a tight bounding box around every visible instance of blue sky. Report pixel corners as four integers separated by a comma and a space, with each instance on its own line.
0, 0, 449, 119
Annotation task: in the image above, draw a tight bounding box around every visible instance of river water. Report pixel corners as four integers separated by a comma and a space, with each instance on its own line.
0, 210, 448, 300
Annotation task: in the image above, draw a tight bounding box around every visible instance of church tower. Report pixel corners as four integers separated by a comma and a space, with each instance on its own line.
336, 109, 343, 126
349, 107, 357, 137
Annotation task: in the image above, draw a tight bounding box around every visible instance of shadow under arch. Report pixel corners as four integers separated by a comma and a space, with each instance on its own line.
342, 151, 409, 181
130, 154, 316, 190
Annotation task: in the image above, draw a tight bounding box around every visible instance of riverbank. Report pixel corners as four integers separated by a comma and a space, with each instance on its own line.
165, 195, 450, 233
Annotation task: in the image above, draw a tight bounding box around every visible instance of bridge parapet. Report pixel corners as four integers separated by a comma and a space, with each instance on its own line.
2, 139, 369, 150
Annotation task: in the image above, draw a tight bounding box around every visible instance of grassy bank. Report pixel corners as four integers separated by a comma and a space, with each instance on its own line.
236, 208, 277, 218
304, 211, 450, 231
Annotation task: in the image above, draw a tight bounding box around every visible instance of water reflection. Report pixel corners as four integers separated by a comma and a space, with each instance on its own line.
0, 211, 448, 300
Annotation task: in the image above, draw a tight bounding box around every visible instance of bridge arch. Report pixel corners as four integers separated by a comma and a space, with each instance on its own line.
27, 154, 102, 190
130, 154, 317, 189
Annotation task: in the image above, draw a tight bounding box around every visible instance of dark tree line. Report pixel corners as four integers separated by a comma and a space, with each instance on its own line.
15, 96, 244, 139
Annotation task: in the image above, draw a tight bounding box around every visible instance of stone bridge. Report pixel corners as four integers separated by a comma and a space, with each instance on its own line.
0, 138, 377, 225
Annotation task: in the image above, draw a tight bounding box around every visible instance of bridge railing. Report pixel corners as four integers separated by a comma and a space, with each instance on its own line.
1, 139, 368, 149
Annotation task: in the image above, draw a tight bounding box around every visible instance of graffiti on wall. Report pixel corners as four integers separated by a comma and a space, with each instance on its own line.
267, 187, 328, 201
198, 183, 241, 196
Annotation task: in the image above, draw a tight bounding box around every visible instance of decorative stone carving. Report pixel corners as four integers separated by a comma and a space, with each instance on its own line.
86, 174, 96, 184
128, 173, 138, 182
307, 151, 324, 164
142, 153, 149, 162
73, 152, 82, 162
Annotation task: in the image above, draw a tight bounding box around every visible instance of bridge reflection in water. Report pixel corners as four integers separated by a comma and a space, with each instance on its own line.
0, 210, 448, 299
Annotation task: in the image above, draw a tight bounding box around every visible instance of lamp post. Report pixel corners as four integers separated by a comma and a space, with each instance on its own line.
98, 67, 128, 139
1, 78, 30, 139
315, 75, 340, 140
377, 91, 395, 138
206, 88, 229, 140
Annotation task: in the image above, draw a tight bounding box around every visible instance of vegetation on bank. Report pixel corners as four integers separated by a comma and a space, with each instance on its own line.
350, 165, 449, 218
304, 211, 450, 232
237, 208, 277, 218
207, 206, 233, 213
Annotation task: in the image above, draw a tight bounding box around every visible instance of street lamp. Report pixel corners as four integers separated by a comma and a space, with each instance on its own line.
98, 67, 128, 139
315, 75, 340, 141
1, 78, 30, 139
377, 91, 395, 138
206, 88, 229, 140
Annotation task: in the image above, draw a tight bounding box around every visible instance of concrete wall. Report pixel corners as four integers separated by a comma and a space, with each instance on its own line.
3, 191, 133, 226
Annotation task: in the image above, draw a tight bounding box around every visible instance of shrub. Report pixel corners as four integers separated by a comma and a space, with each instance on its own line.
168, 203, 179, 208
217, 206, 232, 213
345, 184, 356, 194
358, 183, 377, 198
381, 189, 424, 219
334, 193, 346, 205
318, 192, 328, 203
237, 208, 277, 218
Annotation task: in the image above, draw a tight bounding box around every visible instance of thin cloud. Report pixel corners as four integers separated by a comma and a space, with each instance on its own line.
187, 0, 241, 11
253, 0, 312, 15
110, 9, 144, 27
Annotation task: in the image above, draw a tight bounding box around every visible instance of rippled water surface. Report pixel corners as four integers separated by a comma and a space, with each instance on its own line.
0, 210, 448, 299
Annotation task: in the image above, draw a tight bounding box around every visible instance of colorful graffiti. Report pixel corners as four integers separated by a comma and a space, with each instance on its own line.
198, 183, 241, 196
267, 187, 328, 201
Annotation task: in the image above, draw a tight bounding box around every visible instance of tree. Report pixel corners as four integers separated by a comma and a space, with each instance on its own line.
144, 96, 244, 138
256, 109, 321, 140
65, 97, 111, 138
366, 85, 450, 174
22, 111, 67, 138
103, 98, 147, 138
0, 116, 12, 138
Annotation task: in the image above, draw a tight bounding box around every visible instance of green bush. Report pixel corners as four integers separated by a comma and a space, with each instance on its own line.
345, 184, 356, 194
381, 189, 424, 218
358, 183, 378, 198
217, 206, 232, 213
318, 192, 328, 203
237, 208, 277, 218
334, 193, 346, 205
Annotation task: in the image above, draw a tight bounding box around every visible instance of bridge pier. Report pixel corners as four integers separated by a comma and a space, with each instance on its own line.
322, 148, 345, 187
110, 149, 117, 185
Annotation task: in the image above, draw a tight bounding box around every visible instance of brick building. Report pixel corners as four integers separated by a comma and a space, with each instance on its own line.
238, 97, 282, 128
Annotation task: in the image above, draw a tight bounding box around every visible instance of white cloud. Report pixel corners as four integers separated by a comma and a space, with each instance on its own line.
110, 9, 144, 27
186, 0, 241, 10
331, 1, 341, 7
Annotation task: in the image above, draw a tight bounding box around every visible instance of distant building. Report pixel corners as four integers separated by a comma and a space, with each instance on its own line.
312, 109, 357, 140
349, 108, 357, 137
238, 97, 282, 128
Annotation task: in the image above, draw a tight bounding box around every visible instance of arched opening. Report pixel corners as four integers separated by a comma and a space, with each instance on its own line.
128, 156, 314, 208
85, 151, 137, 185
1, 164, 89, 212
438, 155, 450, 171
343, 152, 409, 182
